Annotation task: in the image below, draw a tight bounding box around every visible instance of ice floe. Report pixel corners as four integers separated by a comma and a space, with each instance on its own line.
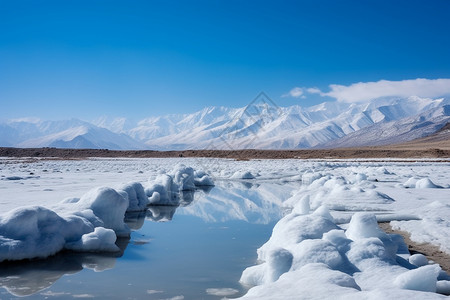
145, 164, 214, 205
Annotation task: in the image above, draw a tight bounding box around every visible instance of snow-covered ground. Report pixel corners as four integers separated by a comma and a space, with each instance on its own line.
0, 157, 449, 298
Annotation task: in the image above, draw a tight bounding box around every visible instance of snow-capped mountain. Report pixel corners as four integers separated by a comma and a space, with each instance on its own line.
0, 96, 448, 150
134, 96, 446, 149
2, 119, 146, 150
321, 105, 450, 148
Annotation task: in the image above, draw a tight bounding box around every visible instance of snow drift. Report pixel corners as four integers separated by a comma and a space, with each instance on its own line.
239, 208, 447, 299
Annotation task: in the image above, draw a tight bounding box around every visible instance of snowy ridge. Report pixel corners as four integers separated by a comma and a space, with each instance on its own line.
1, 96, 448, 150
19, 125, 146, 150
323, 105, 450, 148
3, 119, 146, 150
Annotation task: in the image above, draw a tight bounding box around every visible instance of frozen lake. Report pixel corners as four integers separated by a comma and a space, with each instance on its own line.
1, 157, 449, 298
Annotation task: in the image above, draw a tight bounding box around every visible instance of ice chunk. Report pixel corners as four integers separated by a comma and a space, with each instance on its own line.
66, 227, 119, 252
231, 171, 255, 180
266, 248, 293, 282
290, 195, 310, 215
0, 206, 92, 262
394, 265, 441, 292
290, 239, 344, 271
148, 191, 161, 205
119, 182, 149, 212
409, 254, 428, 267
437, 280, 450, 295
403, 177, 418, 188
146, 165, 213, 205
240, 248, 293, 285
194, 175, 214, 187
239, 264, 360, 299
415, 178, 441, 189
239, 263, 266, 286
257, 212, 339, 261
146, 174, 174, 204
377, 167, 393, 175
347, 237, 393, 266
346, 213, 397, 261
75, 187, 130, 237
173, 165, 196, 190
349, 173, 367, 183
323, 229, 352, 253
312, 205, 334, 222
301, 172, 323, 185
346, 213, 388, 241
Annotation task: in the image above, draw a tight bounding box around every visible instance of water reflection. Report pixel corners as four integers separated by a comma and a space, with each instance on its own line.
125, 206, 178, 226
0, 237, 129, 297
146, 206, 178, 222
177, 180, 297, 224
0, 180, 300, 298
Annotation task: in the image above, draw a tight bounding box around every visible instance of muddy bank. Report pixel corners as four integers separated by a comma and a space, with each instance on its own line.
1, 147, 449, 160
379, 222, 450, 274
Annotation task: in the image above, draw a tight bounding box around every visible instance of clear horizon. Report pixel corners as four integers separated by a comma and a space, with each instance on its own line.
1, 1, 450, 120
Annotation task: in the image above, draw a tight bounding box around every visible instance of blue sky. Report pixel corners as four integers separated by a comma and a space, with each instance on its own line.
1, 0, 450, 120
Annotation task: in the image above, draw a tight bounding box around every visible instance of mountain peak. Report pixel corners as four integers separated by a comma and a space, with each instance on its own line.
1, 96, 448, 150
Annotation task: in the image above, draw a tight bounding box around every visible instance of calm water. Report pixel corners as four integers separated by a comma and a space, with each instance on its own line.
0, 180, 300, 299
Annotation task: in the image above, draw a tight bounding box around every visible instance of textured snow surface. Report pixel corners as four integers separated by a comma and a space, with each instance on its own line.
239, 208, 448, 299
0, 157, 449, 298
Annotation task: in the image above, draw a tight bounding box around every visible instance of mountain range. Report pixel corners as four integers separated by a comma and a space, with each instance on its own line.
1, 96, 449, 150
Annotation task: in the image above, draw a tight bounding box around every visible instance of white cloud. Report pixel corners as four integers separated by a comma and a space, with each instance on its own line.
282, 87, 304, 98
320, 78, 450, 103
306, 87, 322, 94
